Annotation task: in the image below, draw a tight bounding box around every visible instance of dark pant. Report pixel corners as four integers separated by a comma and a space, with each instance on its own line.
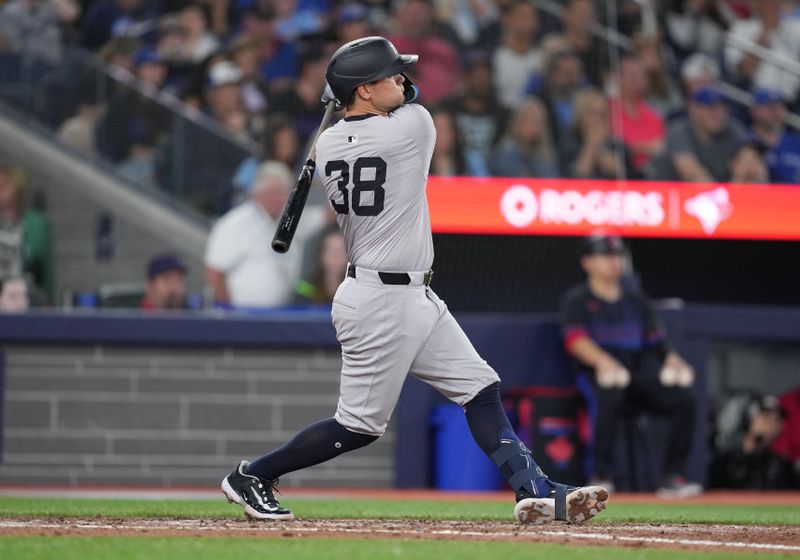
586, 369, 696, 482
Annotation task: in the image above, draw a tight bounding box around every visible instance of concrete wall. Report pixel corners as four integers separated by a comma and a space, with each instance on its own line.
0, 111, 209, 301
0, 344, 393, 487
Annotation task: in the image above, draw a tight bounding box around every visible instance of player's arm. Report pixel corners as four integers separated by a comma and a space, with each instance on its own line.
566, 334, 629, 388
560, 292, 629, 388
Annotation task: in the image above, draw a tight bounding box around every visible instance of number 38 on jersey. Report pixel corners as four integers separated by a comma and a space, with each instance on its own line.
325, 157, 387, 216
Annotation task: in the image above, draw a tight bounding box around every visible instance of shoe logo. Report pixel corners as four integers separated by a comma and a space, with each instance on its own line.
684, 187, 733, 235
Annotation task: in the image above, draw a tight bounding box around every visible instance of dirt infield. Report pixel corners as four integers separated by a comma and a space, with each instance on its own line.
1, 518, 799, 554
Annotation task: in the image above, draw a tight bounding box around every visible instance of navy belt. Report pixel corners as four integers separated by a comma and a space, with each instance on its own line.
347, 264, 433, 286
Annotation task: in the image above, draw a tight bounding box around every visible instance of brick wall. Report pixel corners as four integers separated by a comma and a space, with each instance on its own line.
0, 345, 394, 487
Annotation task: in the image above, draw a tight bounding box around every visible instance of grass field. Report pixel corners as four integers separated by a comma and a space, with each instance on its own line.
1, 495, 798, 560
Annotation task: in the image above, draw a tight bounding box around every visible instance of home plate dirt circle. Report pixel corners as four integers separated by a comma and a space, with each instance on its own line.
1, 518, 798, 554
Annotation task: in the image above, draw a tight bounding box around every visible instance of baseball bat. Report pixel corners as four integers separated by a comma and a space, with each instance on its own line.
271, 99, 337, 254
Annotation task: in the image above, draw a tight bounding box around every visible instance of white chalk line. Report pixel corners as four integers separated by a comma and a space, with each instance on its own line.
0, 520, 798, 552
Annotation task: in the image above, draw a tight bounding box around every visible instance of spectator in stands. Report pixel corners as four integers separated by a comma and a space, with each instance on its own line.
239, 8, 299, 91
116, 126, 159, 188
490, 97, 558, 178
95, 47, 171, 163
176, 3, 220, 63
334, 3, 373, 45
560, 234, 700, 497
680, 52, 722, 97
0, 164, 53, 305
294, 225, 347, 306
429, 108, 468, 176
561, 88, 636, 179
728, 140, 769, 183
657, 85, 746, 182
435, 0, 498, 47
268, 50, 328, 145
773, 385, 800, 475
725, 0, 800, 105
491, 0, 543, 109
609, 55, 666, 174
561, 0, 608, 87
710, 394, 796, 489
388, 0, 461, 104
230, 36, 269, 130
0, 276, 29, 313
532, 48, 586, 150
97, 35, 140, 73
664, 0, 734, 62
749, 88, 800, 184
442, 50, 504, 176
232, 113, 302, 202
631, 33, 683, 119
204, 161, 326, 308
140, 254, 188, 310
203, 60, 250, 140
56, 89, 100, 158
80, 0, 160, 50
0, 0, 78, 66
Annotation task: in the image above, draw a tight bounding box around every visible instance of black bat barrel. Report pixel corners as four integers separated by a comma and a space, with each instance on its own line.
271, 159, 316, 253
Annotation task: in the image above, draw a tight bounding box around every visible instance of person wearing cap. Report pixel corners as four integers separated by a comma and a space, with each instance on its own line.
658, 85, 746, 182
335, 3, 373, 44
95, 46, 170, 163
710, 393, 795, 489
203, 60, 248, 139
749, 88, 800, 185
559, 234, 700, 497
140, 254, 187, 310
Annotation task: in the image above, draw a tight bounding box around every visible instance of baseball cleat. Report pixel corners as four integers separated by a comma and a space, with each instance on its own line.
221, 460, 294, 521
515, 485, 609, 525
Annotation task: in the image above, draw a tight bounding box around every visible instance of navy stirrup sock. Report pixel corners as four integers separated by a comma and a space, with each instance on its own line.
464, 382, 549, 497
247, 418, 378, 481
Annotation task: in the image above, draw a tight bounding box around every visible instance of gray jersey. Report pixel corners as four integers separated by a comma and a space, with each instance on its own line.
316, 103, 436, 271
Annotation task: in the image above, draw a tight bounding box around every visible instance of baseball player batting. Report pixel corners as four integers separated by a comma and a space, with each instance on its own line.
221, 36, 609, 524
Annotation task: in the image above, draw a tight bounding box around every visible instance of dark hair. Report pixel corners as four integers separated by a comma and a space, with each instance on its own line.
260, 113, 299, 164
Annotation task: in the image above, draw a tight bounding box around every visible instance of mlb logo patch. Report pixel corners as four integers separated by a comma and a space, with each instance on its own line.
347, 135, 359, 144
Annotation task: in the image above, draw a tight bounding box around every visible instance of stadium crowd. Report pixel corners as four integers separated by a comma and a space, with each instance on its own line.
2, 0, 800, 216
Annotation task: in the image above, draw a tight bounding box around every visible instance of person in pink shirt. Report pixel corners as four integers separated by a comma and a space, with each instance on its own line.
387, 0, 461, 104
609, 55, 666, 173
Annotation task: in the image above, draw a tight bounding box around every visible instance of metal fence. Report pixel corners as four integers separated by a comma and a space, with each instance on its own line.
0, 47, 257, 216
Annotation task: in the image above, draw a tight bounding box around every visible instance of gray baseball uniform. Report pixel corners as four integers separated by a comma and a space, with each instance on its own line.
316, 103, 500, 436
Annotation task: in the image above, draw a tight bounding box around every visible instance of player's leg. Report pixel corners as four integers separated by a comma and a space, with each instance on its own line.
410, 289, 608, 524
627, 365, 699, 496
223, 278, 439, 519
581, 373, 626, 488
221, 419, 376, 520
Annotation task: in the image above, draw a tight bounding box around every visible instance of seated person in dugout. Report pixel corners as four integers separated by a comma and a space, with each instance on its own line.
559, 234, 701, 497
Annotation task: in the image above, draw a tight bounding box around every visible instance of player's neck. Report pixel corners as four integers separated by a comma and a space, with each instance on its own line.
345, 100, 388, 119
588, 278, 622, 303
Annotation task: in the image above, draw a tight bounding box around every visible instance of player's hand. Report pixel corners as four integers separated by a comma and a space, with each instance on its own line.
321, 83, 344, 110
659, 353, 694, 387
595, 356, 630, 389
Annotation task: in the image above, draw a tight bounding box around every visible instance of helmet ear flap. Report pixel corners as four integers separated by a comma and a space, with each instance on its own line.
401, 73, 419, 103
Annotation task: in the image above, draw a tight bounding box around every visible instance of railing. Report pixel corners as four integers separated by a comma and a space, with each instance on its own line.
0, 46, 258, 216
534, 0, 800, 130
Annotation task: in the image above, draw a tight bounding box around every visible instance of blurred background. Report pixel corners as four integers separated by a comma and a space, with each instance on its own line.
0, 0, 798, 493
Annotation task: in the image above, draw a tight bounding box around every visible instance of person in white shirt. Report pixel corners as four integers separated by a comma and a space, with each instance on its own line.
725, 0, 800, 102
204, 161, 325, 308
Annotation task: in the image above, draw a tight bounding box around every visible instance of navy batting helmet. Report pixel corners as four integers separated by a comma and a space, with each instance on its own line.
325, 36, 418, 107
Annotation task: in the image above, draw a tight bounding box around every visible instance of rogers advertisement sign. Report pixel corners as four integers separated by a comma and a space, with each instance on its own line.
426, 177, 800, 240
